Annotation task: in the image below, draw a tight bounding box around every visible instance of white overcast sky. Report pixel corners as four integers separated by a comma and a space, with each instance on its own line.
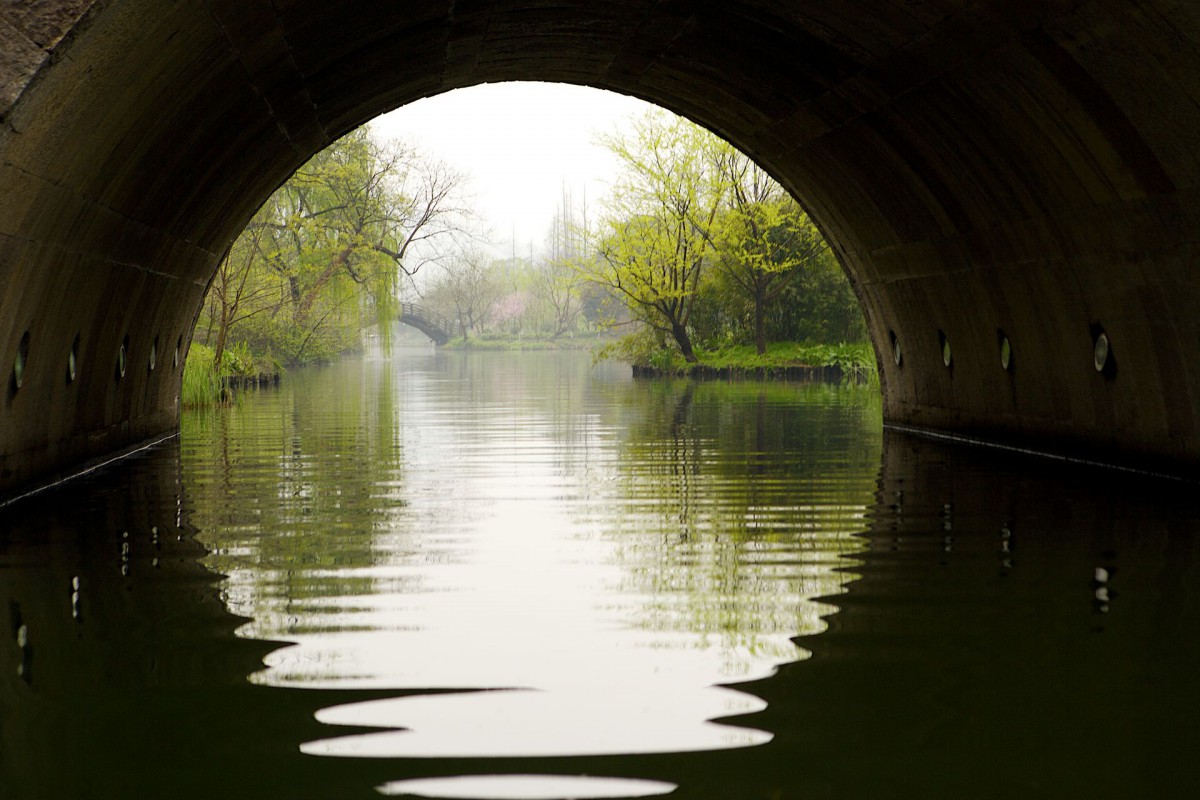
368, 82, 658, 258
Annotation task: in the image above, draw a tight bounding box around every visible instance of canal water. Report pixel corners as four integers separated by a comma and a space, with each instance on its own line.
3, 350, 1199, 798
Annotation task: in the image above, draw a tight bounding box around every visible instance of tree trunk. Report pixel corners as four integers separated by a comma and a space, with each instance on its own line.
671, 321, 699, 363
297, 244, 354, 316
754, 296, 767, 355
212, 305, 231, 370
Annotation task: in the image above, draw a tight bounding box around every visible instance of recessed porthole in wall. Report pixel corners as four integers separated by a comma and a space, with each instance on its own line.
1089, 323, 1117, 379
1093, 331, 1110, 372
12, 331, 30, 391
998, 331, 1012, 372
938, 330, 952, 368
116, 335, 129, 380
889, 330, 902, 367
67, 334, 80, 383
149, 335, 159, 372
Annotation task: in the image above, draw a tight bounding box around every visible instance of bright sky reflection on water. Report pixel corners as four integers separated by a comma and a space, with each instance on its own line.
191, 353, 874, 766
377, 774, 677, 799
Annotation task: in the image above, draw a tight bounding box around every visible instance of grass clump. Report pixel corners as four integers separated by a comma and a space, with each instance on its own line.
181, 343, 222, 408
181, 341, 281, 408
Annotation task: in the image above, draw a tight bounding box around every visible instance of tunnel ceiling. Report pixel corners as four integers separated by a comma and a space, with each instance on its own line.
3, 0, 1200, 494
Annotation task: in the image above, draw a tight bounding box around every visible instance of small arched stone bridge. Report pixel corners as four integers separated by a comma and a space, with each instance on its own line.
398, 302, 451, 346
3, 1, 1200, 496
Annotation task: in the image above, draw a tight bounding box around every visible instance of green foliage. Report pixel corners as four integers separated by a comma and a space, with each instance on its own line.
580, 109, 867, 366
181, 343, 222, 408
182, 341, 286, 408
195, 126, 469, 370
706, 153, 844, 353
693, 246, 866, 348
700, 341, 877, 381
581, 110, 728, 361
594, 327, 696, 375
764, 251, 867, 344
220, 341, 256, 376
598, 332, 878, 382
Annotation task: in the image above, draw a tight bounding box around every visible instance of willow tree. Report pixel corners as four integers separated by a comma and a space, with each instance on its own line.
585, 110, 727, 362
201, 127, 470, 366
710, 149, 829, 354
278, 128, 469, 334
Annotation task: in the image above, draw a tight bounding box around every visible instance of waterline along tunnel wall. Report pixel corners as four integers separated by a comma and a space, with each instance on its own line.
2, 0, 1200, 495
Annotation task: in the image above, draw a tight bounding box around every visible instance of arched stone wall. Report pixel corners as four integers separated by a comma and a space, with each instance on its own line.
3, 0, 1200, 494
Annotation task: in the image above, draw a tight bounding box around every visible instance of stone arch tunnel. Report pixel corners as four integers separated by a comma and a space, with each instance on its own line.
2, 0, 1200, 496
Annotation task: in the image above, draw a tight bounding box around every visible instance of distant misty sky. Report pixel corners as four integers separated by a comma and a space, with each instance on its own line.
369, 82, 658, 258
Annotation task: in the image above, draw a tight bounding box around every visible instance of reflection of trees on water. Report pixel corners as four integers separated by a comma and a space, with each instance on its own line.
182, 360, 427, 639
182, 354, 883, 688
182, 352, 616, 657
603, 378, 881, 656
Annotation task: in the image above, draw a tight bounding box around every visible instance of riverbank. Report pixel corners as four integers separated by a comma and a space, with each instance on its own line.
615, 341, 878, 383
632, 362, 849, 381
182, 343, 282, 408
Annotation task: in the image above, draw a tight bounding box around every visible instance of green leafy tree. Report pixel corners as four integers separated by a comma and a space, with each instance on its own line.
197, 127, 470, 367
273, 128, 468, 335
585, 111, 727, 362
710, 151, 829, 354
765, 249, 867, 344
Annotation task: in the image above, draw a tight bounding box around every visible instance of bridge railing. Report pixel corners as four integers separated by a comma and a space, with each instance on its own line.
398, 302, 452, 344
